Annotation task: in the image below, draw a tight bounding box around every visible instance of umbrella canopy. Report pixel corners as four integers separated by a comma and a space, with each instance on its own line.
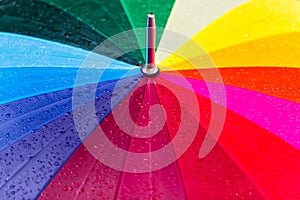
0, 0, 300, 199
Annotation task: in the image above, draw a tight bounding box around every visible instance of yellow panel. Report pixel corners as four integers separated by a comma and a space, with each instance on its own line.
161, 32, 300, 70
160, 0, 300, 70
210, 32, 300, 68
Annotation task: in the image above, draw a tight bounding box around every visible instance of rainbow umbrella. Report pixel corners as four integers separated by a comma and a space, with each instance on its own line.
0, 0, 300, 199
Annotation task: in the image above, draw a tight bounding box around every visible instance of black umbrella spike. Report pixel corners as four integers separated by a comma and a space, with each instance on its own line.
141, 13, 160, 77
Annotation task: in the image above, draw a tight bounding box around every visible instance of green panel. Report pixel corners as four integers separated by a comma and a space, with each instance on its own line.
40, 0, 144, 64
0, 0, 137, 65
120, 0, 175, 58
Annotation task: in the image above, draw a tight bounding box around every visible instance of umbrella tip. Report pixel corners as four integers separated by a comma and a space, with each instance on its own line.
141, 13, 159, 77
148, 13, 154, 17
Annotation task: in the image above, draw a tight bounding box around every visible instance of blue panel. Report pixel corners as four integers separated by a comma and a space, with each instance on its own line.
0, 79, 109, 151
0, 67, 140, 104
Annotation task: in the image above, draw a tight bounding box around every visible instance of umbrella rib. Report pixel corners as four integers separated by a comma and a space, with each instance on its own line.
152, 78, 189, 199
113, 78, 149, 199
73, 159, 98, 200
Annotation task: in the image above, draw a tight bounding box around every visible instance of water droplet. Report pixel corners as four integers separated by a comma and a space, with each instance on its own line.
62, 186, 68, 191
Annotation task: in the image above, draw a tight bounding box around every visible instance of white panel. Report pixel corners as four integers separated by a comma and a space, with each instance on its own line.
156, 0, 249, 63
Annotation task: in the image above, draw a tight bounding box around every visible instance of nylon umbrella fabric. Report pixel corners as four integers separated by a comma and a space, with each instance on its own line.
0, 0, 299, 200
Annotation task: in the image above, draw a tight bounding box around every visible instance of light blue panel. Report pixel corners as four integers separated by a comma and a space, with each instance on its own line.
0, 32, 88, 67
0, 32, 140, 104
0, 32, 136, 68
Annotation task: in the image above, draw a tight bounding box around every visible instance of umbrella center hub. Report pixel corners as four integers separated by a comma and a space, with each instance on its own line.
141, 64, 160, 77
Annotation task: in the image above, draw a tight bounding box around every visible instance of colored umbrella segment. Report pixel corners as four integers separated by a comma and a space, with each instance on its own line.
160, 32, 300, 70
0, 0, 140, 65
38, 0, 142, 64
